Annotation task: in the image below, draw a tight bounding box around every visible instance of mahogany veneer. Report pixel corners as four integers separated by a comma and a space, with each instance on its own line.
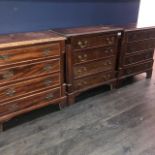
53, 26, 122, 104
0, 31, 66, 131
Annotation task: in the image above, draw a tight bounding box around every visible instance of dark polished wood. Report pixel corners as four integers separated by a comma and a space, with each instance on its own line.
0, 31, 66, 131
53, 26, 122, 104
117, 24, 155, 87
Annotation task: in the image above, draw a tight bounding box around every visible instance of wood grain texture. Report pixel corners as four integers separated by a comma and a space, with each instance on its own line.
53, 26, 121, 104
74, 57, 115, 79
0, 32, 66, 128
117, 26, 155, 86
0, 31, 65, 49
73, 46, 116, 64
0, 43, 60, 66
0, 61, 154, 155
0, 73, 60, 103
0, 59, 60, 86
0, 87, 61, 118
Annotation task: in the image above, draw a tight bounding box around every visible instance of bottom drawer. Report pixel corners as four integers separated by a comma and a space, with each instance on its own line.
0, 87, 61, 117
119, 61, 154, 77
74, 71, 115, 90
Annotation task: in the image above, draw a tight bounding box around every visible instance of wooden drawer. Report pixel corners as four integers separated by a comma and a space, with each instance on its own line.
0, 73, 60, 103
124, 49, 154, 66
127, 39, 155, 54
0, 43, 60, 65
119, 61, 154, 77
74, 57, 115, 79
72, 34, 117, 50
0, 59, 60, 85
73, 46, 116, 64
0, 87, 61, 117
126, 29, 155, 43
74, 71, 115, 90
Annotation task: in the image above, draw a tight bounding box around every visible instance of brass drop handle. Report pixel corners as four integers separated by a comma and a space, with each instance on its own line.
43, 49, 51, 56
5, 88, 16, 97
77, 67, 87, 73
106, 37, 114, 44
2, 70, 14, 80
43, 64, 52, 72
107, 61, 112, 65
78, 54, 88, 62
0, 54, 10, 60
78, 40, 88, 48
44, 78, 53, 86
45, 93, 54, 100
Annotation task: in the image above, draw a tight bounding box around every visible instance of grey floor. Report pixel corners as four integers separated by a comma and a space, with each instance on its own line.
0, 64, 155, 155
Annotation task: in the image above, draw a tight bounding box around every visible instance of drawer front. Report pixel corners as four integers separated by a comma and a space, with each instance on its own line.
0, 87, 61, 116
0, 59, 60, 85
119, 61, 153, 77
74, 57, 115, 79
72, 34, 117, 50
126, 29, 155, 42
74, 71, 115, 90
127, 39, 155, 54
73, 46, 116, 64
0, 73, 60, 103
0, 43, 60, 65
124, 49, 154, 66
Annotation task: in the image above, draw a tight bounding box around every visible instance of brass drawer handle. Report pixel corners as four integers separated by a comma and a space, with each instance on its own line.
78, 80, 88, 86
106, 37, 114, 44
43, 49, 51, 56
107, 61, 112, 65
45, 93, 54, 100
44, 78, 53, 86
2, 70, 14, 80
43, 64, 52, 72
5, 88, 16, 97
0, 54, 10, 60
77, 67, 87, 74
78, 40, 88, 48
78, 54, 88, 62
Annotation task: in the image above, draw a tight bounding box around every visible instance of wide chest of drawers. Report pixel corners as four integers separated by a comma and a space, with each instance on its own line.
0, 31, 66, 131
53, 26, 122, 104
118, 25, 155, 85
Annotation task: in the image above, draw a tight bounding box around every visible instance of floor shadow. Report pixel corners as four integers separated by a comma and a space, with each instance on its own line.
4, 104, 60, 131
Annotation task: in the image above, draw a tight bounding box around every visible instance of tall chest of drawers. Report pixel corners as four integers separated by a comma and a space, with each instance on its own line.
118, 25, 155, 85
53, 26, 122, 104
0, 31, 66, 131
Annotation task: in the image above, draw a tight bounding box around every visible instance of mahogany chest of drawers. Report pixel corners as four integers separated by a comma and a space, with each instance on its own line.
0, 31, 66, 131
53, 26, 122, 104
118, 25, 155, 85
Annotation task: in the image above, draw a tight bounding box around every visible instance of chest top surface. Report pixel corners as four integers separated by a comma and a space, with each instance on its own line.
118, 23, 155, 32
0, 31, 66, 49
53, 25, 123, 37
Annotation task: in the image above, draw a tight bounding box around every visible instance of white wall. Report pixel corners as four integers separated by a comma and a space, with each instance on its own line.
137, 0, 155, 27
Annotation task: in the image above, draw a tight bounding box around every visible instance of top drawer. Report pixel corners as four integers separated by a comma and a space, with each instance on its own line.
126, 28, 155, 43
72, 34, 117, 50
0, 43, 60, 65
